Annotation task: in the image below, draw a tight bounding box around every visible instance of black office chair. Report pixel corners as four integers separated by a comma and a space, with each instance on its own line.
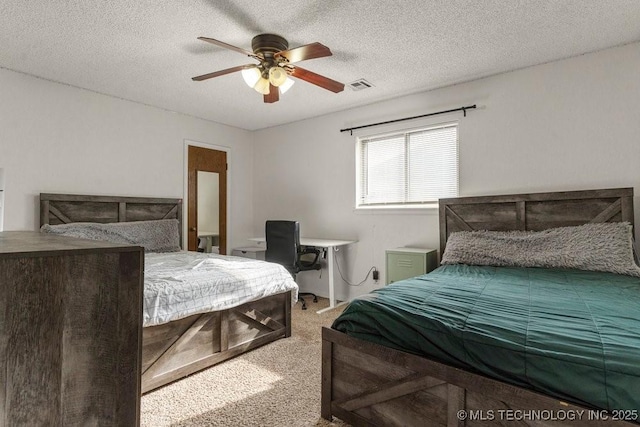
265, 220, 322, 310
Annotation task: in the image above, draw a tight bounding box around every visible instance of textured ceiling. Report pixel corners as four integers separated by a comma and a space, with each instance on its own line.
1, 1, 639, 131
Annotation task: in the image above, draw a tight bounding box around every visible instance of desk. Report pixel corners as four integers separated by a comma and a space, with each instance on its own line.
249, 237, 357, 314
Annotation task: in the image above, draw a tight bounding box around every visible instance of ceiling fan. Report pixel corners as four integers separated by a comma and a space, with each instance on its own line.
192, 33, 345, 103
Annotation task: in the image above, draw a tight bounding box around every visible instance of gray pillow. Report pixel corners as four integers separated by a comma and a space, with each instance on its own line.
441, 222, 640, 277
41, 219, 181, 253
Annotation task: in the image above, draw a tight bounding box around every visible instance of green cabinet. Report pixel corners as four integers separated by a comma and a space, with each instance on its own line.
385, 247, 438, 285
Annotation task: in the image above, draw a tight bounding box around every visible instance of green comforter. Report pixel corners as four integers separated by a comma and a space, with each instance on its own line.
332, 265, 640, 411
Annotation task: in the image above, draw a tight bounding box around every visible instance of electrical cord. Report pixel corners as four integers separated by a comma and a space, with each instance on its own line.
333, 249, 377, 286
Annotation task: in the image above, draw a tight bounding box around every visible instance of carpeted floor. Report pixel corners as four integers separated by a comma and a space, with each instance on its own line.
141, 297, 349, 426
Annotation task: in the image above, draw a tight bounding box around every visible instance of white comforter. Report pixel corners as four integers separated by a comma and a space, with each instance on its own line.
143, 251, 299, 327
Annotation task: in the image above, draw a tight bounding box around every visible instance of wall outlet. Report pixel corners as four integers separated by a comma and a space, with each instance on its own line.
372, 269, 379, 281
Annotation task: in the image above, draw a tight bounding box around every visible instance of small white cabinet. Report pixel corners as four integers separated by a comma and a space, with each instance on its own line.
232, 246, 266, 260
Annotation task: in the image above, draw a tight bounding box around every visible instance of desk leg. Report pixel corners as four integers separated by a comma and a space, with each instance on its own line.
316, 246, 348, 314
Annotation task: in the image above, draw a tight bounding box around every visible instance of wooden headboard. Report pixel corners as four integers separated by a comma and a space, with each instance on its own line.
40, 193, 183, 246
439, 188, 634, 256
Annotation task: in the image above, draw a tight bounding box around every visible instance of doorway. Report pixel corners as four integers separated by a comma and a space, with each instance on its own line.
187, 145, 227, 254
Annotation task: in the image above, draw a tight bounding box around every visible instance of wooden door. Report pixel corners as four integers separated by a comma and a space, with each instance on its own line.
187, 146, 227, 254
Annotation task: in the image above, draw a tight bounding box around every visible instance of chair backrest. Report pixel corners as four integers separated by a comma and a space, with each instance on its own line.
265, 220, 301, 271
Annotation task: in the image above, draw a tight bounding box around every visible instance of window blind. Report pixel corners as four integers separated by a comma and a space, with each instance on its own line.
357, 123, 458, 207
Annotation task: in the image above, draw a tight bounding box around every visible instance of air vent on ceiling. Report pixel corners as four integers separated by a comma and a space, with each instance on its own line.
348, 78, 374, 91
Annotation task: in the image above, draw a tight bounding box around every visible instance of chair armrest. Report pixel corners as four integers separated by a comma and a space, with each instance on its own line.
297, 246, 321, 267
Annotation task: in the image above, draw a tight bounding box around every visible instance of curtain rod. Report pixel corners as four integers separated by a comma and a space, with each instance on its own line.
340, 104, 477, 135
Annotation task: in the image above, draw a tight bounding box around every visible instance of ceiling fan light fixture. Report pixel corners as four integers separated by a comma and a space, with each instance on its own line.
268, 66, 288, 87
279, 77, 295, 94
241, 67, 261, 88
193, 34, 344, 103
253, 77, 271, 94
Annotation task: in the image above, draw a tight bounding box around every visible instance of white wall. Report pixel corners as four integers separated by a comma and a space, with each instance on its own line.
252, 42, 640, 301
0, 168, 4, 231
0, 68, 255, 248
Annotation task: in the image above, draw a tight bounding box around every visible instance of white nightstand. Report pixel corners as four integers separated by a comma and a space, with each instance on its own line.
231, 246, 266, 260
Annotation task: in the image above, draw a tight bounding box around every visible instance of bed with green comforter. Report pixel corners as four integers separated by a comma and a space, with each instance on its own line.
332, 264, 640, 412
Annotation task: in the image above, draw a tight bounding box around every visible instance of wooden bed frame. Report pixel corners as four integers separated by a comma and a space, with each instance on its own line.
322, 187, 637, 427
40, 193, 292, 394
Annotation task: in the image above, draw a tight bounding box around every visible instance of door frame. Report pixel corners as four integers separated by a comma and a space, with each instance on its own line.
183, 139, 232, 251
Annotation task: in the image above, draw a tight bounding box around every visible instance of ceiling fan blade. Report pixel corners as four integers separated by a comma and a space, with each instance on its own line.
275, 42, 332, 64
264, 84, 279, 103
197, 36, 260, 59
192, 64, 257, 81
290, 66, 344, 93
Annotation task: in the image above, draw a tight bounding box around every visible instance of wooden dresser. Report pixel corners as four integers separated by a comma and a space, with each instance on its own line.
0, 231, 143, 426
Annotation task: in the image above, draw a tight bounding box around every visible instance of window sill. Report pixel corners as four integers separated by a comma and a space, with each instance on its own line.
354, 204, 439, 215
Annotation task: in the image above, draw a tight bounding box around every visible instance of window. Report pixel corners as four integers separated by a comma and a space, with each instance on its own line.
356, 123, 458, 208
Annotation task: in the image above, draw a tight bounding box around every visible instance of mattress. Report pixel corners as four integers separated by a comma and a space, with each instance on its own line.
332, 264, 640, 412
143, 251, 298, 327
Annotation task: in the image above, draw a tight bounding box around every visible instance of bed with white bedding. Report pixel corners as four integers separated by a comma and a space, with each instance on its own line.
40, 193, 297, 393
144, 251, 298, 326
